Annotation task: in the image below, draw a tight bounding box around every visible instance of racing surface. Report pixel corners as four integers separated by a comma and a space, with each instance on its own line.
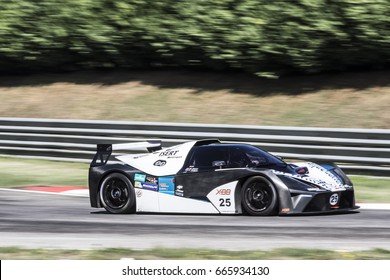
0, 189, 389, 251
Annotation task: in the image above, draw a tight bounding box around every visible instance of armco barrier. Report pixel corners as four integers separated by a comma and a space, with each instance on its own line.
0, 117, 389, 176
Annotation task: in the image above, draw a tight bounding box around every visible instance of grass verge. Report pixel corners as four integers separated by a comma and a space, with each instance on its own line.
0, 157, 389, 203
0, 70, 389, 128
0, 157, 88, 187
1, 247, 389, 260
351, 175, 390, 203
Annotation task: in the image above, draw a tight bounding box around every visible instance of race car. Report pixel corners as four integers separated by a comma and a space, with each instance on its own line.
88, 139, 358, 216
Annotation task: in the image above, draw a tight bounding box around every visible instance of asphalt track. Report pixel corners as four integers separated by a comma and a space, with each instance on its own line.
0, 189, 389, 251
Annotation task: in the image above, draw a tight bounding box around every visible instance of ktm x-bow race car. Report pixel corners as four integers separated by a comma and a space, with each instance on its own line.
89, 139, 358, 216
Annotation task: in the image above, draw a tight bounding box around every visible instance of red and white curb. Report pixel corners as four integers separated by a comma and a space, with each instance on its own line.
23, 186, 89, 197
1, 187, 390, 210
0, 186, 89, 197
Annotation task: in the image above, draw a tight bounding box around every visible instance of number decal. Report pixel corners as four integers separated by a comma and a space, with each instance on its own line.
219, 198, 231, 207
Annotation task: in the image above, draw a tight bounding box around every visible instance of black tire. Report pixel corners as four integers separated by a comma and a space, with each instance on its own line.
99, 173, 136, 214
241, 176, 278, 216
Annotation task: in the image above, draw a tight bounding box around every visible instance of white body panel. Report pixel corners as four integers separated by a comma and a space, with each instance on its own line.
292, 162, 346, 191
135, 189, 159, 212
206, 181, 238, 214
116, 141, 196, 176
135, 189, 219, 214
158, 192, 219, 213
274, 162, 349, 191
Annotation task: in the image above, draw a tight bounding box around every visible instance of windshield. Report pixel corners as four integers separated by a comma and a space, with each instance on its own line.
229, 145, 286, 168
184, 144, 287, 171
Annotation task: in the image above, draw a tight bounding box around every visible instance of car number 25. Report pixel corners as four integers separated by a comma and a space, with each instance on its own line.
219, 198, 231, 207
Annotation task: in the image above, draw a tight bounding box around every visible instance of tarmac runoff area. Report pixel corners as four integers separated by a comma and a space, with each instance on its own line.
9, 186, 390, 211
0, 187, 389, 251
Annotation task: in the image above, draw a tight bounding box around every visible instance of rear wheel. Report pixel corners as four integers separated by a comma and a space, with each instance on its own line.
241, 176, 278, 216
99, 173, 136, 214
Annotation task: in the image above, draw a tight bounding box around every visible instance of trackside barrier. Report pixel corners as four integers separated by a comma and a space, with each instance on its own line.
0, 117, 389, 176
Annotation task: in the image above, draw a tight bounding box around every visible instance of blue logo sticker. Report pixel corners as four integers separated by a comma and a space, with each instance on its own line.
158, 176, 175, 195
134, 173, 146, 182
141, 183, 158, 191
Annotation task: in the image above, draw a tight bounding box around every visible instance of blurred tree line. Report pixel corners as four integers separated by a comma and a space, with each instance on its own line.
0, 0, 388, 76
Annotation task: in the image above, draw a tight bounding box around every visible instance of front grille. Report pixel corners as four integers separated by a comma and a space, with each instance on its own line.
303, 190, 355, 212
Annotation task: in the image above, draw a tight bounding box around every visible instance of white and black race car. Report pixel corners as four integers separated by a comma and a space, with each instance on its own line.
89, 139, 358, 216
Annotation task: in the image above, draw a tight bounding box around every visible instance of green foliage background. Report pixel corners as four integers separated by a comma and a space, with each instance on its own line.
0, 0, 389, 75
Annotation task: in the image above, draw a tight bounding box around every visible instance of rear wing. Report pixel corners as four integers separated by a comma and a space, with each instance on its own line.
90, 140, 162, 167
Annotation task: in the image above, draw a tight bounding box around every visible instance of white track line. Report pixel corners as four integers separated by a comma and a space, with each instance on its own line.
357, 203, 390, 210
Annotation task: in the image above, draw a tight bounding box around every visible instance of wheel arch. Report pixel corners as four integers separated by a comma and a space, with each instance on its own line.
237, 170, 293, 215
98, 171, 138, 214
95, 167, 137, 208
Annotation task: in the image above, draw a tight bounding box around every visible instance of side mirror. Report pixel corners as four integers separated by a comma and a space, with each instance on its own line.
294, 166, 309, 175
212, 160, 227, 169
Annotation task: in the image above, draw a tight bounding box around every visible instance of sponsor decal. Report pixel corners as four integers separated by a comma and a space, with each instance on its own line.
306, 162, 344, 187
216, 189, 231, 195
329, 193, 339, 206
141, 183, 158, 191
175, 185, 184, 197
281, 208, 291, 213
153, 160, 167, 167
272, 167, 344, 191
134, 181, 142, 188
134, 173, 146, 182
159, 150, 179, 157
146, 176, 158, 185
184, 167, 198, 173
136, 189, 142, 197
159, 176, 175, 195
132, 154, 148, 159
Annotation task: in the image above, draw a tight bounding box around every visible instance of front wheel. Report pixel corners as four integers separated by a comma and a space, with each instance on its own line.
99, 173, 136, 214
241, 176, 278, 216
